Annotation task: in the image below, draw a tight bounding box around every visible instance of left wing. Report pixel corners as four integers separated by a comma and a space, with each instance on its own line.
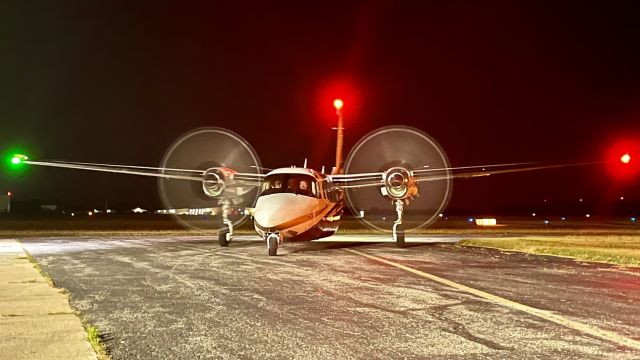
413, 161, 599, 183
328, 161, 600, 189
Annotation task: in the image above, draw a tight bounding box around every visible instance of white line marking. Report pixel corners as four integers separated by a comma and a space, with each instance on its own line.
346, 248, 640, 350
314, 234, 462, 243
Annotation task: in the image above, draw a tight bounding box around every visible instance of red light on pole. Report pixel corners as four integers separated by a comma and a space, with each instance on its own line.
6, 192, 11, 197
333, 98, 344, 114
620, 153, 631, 164
316, 79, 361, 125
333, 99, 345, 173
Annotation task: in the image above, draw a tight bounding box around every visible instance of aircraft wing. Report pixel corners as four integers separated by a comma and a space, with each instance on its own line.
412, 161, 599, 183
329, 161, 599, 189
14, 157, 265, 185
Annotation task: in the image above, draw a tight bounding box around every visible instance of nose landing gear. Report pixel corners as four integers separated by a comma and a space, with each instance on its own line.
266, 232, 280, 256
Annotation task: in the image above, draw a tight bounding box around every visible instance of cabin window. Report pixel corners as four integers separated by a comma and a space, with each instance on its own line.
324, 186, 341, 202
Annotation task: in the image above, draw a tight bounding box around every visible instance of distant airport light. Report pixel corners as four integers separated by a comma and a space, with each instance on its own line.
619, 196, 624, 200
475, 218, 497, 226
333, 98, 344, 111
88, 211, 93, 216
543, 220, 550, 225
467, 217, 474, 223
560, 217, 566, 221
585, 214, 591, 218
6, 192, 11, 197
620, 153, 631, 164
531, 213, 536, 217
631, 217, 637, 222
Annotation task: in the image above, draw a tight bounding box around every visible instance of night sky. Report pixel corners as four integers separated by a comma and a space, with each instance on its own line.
1, 1, 639, 214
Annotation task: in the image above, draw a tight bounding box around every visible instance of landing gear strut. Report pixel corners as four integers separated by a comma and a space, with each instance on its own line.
392, 199, 405, 247
218, 200, 233, 247
266, 232, 280, 256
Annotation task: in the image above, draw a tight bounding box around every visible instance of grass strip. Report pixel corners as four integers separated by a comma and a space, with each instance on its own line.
461, 236, 640, 267
85, 324, 110, 360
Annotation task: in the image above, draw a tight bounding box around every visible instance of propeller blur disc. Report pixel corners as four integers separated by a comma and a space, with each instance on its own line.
158, 127, 261, 230
344, 125, 452, 232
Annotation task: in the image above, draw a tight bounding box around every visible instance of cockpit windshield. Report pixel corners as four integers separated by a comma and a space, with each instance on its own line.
261, 174, 318, 198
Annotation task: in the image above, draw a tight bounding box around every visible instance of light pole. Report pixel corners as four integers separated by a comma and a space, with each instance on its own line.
333, 98, 344, 174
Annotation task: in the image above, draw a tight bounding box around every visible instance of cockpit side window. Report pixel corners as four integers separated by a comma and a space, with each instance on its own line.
324, 183, 342, 202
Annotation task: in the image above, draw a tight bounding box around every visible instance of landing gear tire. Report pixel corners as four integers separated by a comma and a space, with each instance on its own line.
395, 225, 405, 248
218, 229, 230, 247
267, 234, 278, 256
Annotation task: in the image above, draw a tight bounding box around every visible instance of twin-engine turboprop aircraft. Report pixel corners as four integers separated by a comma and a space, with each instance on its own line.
10, 99, 610, 255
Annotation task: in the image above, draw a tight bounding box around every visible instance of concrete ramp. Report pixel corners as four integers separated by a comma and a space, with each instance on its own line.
0, 240, 96, 360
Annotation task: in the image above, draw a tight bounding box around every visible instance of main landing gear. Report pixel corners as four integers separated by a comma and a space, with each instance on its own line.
266, 233, 280, 256
392, 199, 405, 248
218, 200, 233, 247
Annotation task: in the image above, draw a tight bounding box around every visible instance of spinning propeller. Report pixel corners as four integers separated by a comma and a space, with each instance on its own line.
158, 127, 262, 230
344, 126, 452, 233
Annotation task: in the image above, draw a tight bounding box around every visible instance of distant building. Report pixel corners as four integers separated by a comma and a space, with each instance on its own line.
40, 204, 58, 212
0, 195, 9, 213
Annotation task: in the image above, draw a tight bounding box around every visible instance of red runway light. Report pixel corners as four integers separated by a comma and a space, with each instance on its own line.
606, 140, 639, 180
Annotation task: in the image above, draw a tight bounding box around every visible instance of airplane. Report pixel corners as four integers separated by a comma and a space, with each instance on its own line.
8, 99, 622, 256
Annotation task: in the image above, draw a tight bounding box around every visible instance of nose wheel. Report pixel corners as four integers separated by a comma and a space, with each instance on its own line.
266, 233, 280, 256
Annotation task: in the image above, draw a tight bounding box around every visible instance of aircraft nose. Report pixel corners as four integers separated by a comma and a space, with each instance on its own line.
253, 194, 318, 230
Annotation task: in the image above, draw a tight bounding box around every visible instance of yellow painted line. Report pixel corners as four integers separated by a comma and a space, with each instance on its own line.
346, 248, 640, 350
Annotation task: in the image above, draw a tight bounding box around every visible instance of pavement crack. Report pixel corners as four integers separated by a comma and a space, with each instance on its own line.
430, 301, 512, 351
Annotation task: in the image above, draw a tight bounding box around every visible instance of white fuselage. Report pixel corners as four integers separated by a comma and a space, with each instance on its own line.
252, 167, 343, 241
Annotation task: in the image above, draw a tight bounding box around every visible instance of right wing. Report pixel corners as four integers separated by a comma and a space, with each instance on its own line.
17, 156, 265, 185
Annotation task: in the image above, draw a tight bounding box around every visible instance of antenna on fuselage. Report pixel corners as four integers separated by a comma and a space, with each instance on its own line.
303, 158, 308, 168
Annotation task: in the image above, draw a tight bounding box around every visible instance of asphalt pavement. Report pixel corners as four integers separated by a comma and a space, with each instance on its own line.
19, 235, 640, 359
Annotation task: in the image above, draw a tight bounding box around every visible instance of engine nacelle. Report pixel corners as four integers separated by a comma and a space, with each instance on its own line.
202, 167, 235, 198
382, 167, 418, 200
